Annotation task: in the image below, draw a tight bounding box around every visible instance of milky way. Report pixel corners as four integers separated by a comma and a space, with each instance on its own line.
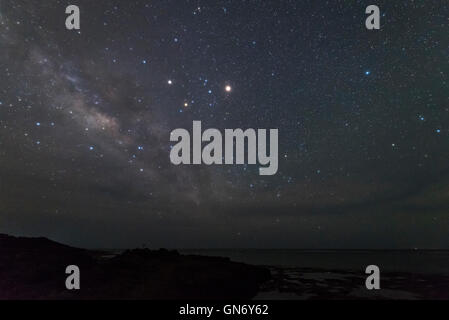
0, 0, 448, 248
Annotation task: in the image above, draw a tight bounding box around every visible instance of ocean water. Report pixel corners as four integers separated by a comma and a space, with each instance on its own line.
180, 249, 449, 275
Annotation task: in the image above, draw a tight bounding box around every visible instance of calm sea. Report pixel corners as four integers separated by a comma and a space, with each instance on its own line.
180, 249, 449, 275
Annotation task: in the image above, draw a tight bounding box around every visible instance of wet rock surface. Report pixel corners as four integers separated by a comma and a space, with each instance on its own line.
256, 266, 449, 300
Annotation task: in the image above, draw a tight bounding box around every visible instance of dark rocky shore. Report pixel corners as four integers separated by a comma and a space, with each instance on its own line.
256, 266, 449, 300
0, 234, 271, 300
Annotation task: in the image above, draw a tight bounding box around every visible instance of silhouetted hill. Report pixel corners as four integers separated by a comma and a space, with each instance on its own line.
0, 234, 271, 300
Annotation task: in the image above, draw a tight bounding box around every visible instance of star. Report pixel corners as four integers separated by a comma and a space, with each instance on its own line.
225, 85, 232, 92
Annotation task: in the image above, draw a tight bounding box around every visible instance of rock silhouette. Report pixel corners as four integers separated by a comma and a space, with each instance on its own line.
0, 234, 271, 300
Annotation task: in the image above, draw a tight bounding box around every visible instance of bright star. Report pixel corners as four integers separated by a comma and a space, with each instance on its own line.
225, 85, 232, 92
168, 80, 173, 85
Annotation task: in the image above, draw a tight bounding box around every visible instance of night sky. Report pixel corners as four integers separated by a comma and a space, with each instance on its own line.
0, 0, 448, 249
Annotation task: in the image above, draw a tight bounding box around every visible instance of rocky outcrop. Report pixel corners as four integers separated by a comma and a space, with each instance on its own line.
0, 234, 271, 300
